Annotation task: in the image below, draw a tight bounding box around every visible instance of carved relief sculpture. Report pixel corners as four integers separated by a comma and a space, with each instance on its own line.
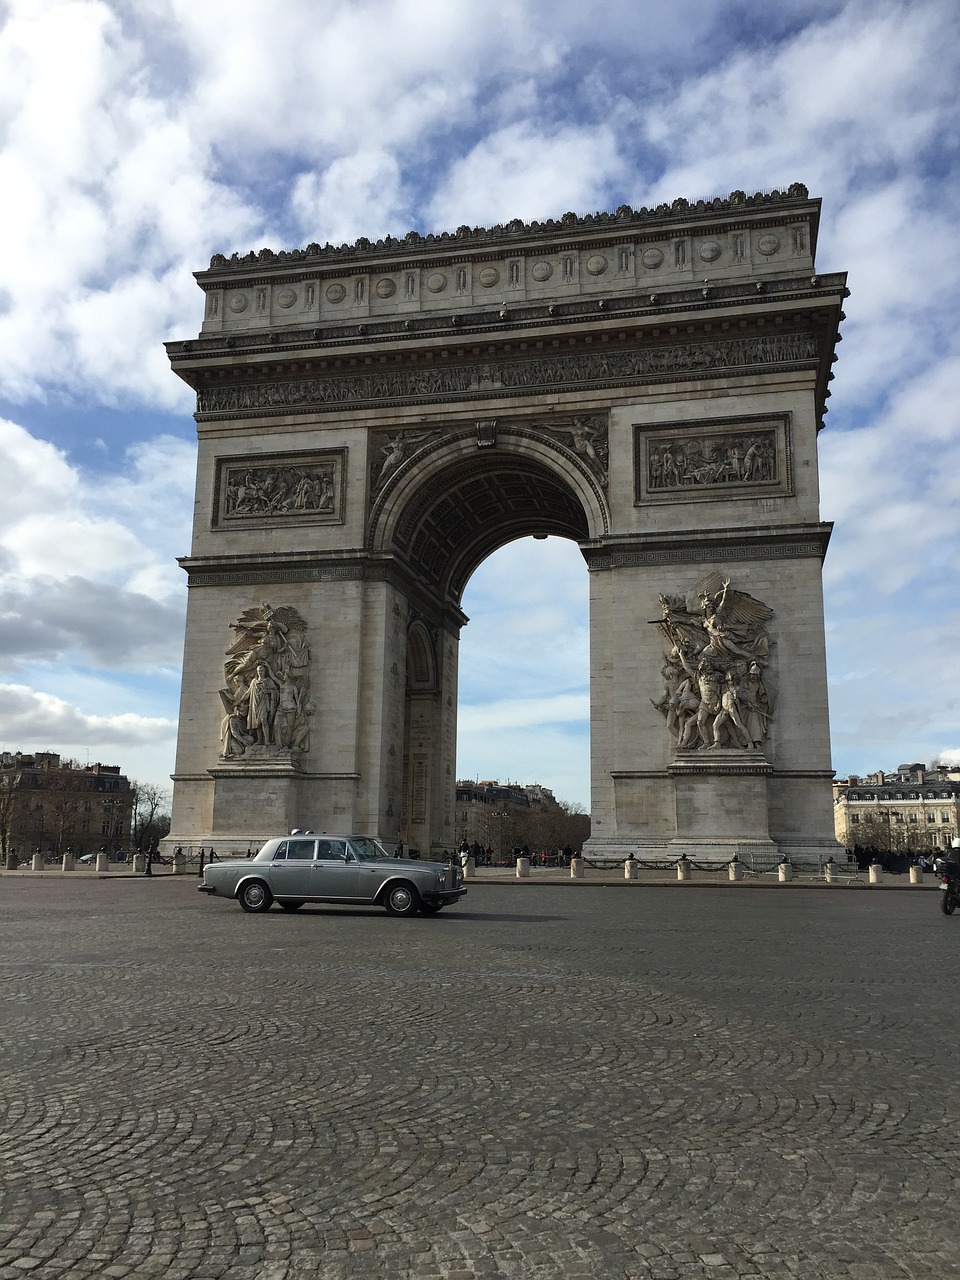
214, 451, 345, 527
648, 429, 776, 492
219, 603, 313, 759
371, 429, 437, 493
652, 576, 774, 752
541, 415, 609, 485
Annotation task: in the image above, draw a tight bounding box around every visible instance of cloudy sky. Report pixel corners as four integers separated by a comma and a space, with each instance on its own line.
0, 0, 957, 809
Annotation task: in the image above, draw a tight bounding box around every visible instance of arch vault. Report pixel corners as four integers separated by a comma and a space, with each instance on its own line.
165, 185, 845, 863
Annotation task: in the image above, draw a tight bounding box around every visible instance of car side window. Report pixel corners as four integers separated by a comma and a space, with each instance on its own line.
273, 841, 289, 860
287, 839, 317, 860
316, 839, 348, 860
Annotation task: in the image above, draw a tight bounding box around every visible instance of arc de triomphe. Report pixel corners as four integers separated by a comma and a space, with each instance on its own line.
164, 184, 845, 863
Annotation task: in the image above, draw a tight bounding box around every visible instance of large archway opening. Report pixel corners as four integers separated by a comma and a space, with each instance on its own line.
374, 437, 602, 854
456, 535, 590, 811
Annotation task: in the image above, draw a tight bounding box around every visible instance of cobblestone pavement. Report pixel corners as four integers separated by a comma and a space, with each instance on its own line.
1, 878, 958, 1279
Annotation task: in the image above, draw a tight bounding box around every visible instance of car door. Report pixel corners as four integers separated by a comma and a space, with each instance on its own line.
268, 838, 317, 899
310, 839, 359, 900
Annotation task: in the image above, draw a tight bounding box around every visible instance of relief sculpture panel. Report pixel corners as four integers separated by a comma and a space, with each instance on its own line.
219, 603, 313, 761
213, 450, 345, 528
652, 575, 774, 753
635, 415, 792, 505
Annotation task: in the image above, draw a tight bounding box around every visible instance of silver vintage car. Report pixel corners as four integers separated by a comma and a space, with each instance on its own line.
198, 835, 466, 917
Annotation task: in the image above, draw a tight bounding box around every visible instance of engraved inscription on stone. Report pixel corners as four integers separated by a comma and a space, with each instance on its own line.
635, 415, 792, 505
214, 450, 345, 528
652, 575, 774, 752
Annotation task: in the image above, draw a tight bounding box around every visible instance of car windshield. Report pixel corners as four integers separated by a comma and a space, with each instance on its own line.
348, 837, 393, 861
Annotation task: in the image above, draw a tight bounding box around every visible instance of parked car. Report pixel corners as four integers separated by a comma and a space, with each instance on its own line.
198, 835, 467, 917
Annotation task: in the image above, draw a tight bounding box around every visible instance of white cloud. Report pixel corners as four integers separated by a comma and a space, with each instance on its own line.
0, 683, 175, 746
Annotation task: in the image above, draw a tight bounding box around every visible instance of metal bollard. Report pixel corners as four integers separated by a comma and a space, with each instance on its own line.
868, 863, 883, 885
677, 858, 691, 881
516, 856, 530, 878
778, 860, 793, 882
570, 857, 584, 879
198, 848, 205, 877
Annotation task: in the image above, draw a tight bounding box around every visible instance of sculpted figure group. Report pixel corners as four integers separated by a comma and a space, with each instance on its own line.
653, 577, 773, 752
219, 603, 313, 759
648, 431, 775, 492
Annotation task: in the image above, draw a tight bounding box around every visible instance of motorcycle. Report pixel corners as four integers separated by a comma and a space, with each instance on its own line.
935, 858, 960, 915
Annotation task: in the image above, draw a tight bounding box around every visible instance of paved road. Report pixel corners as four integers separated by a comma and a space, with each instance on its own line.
1, 878, 957, 1279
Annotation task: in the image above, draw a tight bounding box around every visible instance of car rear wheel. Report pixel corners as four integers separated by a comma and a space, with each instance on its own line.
279, 900, 304, 911
238, 880, 273, 913
383, 882, 420, 917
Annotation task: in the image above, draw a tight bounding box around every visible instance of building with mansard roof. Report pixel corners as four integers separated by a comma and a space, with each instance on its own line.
833, 763, 960, 852
0, 752, 133, 858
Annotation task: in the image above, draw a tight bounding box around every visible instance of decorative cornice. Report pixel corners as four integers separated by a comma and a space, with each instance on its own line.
581, 522, 833, 570
178, 550, 467, 629
201, 184, 814, 275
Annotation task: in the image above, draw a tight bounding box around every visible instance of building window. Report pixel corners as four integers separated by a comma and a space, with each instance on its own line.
851, 814, 860, 824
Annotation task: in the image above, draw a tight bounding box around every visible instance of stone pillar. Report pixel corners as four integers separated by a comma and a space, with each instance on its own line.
778, 861, 793, 882
909, 865, 923, 885
31, 852, 43, 872
96, 851, 110, 872
5, 850, 18, 870
516, 857, 530, 878
624, 859, 639, 880
677, 859, 691, 881
62, 852, 76, 872
463, 856, 475, 879
728, 860, 744, 881
570, 857, 584, 879
869, 863, 883, 885
824, 861, 836, 883
172, 849, 187, 875
132, 853, 146, 874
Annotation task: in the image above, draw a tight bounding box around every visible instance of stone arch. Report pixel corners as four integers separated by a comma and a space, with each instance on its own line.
166, 188, 845, 866
368, 426, 609, 605
405, 619, 437, 691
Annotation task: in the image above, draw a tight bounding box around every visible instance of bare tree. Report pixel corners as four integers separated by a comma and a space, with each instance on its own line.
0, 771, 23, 855
131, 781, 172, 852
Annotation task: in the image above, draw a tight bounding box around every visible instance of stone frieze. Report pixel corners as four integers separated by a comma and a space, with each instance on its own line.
197, 332, 818, 419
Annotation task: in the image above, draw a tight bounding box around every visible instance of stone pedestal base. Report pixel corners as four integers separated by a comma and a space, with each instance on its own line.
668, 749, 779, 864
209, 758, 303, 844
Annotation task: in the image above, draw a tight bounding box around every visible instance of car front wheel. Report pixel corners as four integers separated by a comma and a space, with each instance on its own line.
238, 880, 273, 913
383, 882, 420, 917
